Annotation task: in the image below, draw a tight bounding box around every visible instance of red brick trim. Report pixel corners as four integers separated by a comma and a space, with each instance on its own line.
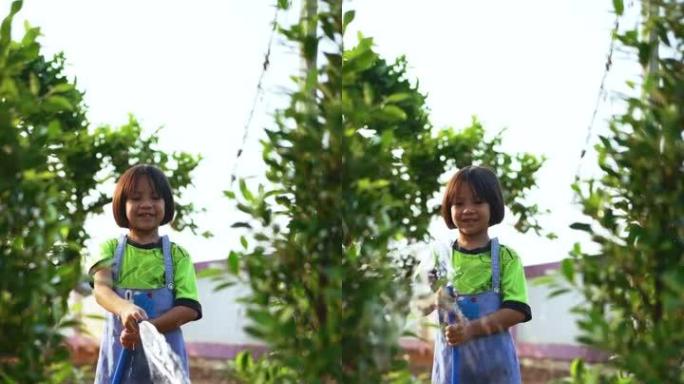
516, 341, 609, 363
186, 342, 268, 359
524, 261, 561, 278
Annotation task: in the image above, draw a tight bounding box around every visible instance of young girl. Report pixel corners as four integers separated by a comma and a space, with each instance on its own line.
89, 164, 202, 383
428, 165, 531, 384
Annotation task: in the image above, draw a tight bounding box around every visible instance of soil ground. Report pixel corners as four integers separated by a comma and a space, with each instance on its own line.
71, 342, 570, 383
191, 356, 571, 383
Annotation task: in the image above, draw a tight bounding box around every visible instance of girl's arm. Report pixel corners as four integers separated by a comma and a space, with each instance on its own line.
92, 269, 148, 330
444, 308, 525, 345
149, 306, 198, 333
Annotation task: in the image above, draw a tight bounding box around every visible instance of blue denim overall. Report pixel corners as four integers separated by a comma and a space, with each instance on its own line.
431, 238, 522, 384
94, 235, 190, 383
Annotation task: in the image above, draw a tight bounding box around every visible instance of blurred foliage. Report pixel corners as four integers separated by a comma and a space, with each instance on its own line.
229, 350, 297, 383
565, 0, 684, 382
215, 1, 545, 383
552, 358, 633, 384
0, 1, 202, 382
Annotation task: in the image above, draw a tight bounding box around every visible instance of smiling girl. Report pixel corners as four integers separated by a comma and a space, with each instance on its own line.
428, 165, 531, 384
89, 164, 201, 383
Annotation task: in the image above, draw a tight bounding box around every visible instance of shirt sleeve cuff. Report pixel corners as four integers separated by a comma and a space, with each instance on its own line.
501, 300, 532, 322
174, 298, 202, 320
87, 260, 111, 288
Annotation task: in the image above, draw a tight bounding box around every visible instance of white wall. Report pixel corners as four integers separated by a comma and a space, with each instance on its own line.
183, 277, 258, 345
515, 276, 584, 345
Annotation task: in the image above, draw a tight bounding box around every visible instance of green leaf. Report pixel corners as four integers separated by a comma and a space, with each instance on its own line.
239, 179, 254, 202
357, 178, 390, 191
379, 105, 407, 121
612, 0, 624, 16
214, 281, 235, 291
48, 83, 73, 95
44, 95, 73, 111
343, 10, 355, 29
47, 120, 62, 139
21, 23, 40, 46
236, 203, 253, 215
240, 236, 248, 249
276, 0, 290, 10
29, 72, 39, 95
570, 358, 585, 377
560, 258, 575, 282
531, 275, 555, 286
569, 222, 592, 233
198, 267, 223, 279
548, 287, 571, 298
228, 251, 239, 274
236, 350, 253, 371
384, 93, 411, 104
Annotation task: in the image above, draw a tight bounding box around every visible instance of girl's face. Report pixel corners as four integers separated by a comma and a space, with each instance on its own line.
125, 176, 165, 233
450, 183, 490, 238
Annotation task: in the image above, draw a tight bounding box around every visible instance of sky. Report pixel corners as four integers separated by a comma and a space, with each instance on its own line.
7, 0, 640, 266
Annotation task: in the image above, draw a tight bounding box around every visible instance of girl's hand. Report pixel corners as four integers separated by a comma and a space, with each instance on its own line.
120, 328, 140, 349
118, 303, 148, 331
444, 323, 473, 346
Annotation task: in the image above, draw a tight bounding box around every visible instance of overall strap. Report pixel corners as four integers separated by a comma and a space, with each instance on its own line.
490, 237, 501, 293
111, 234, 127, 284
161, 235, 175, 290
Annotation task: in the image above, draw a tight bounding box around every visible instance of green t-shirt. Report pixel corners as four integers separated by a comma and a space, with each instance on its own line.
450, 242, 530, 312
88, 238, 200, 303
